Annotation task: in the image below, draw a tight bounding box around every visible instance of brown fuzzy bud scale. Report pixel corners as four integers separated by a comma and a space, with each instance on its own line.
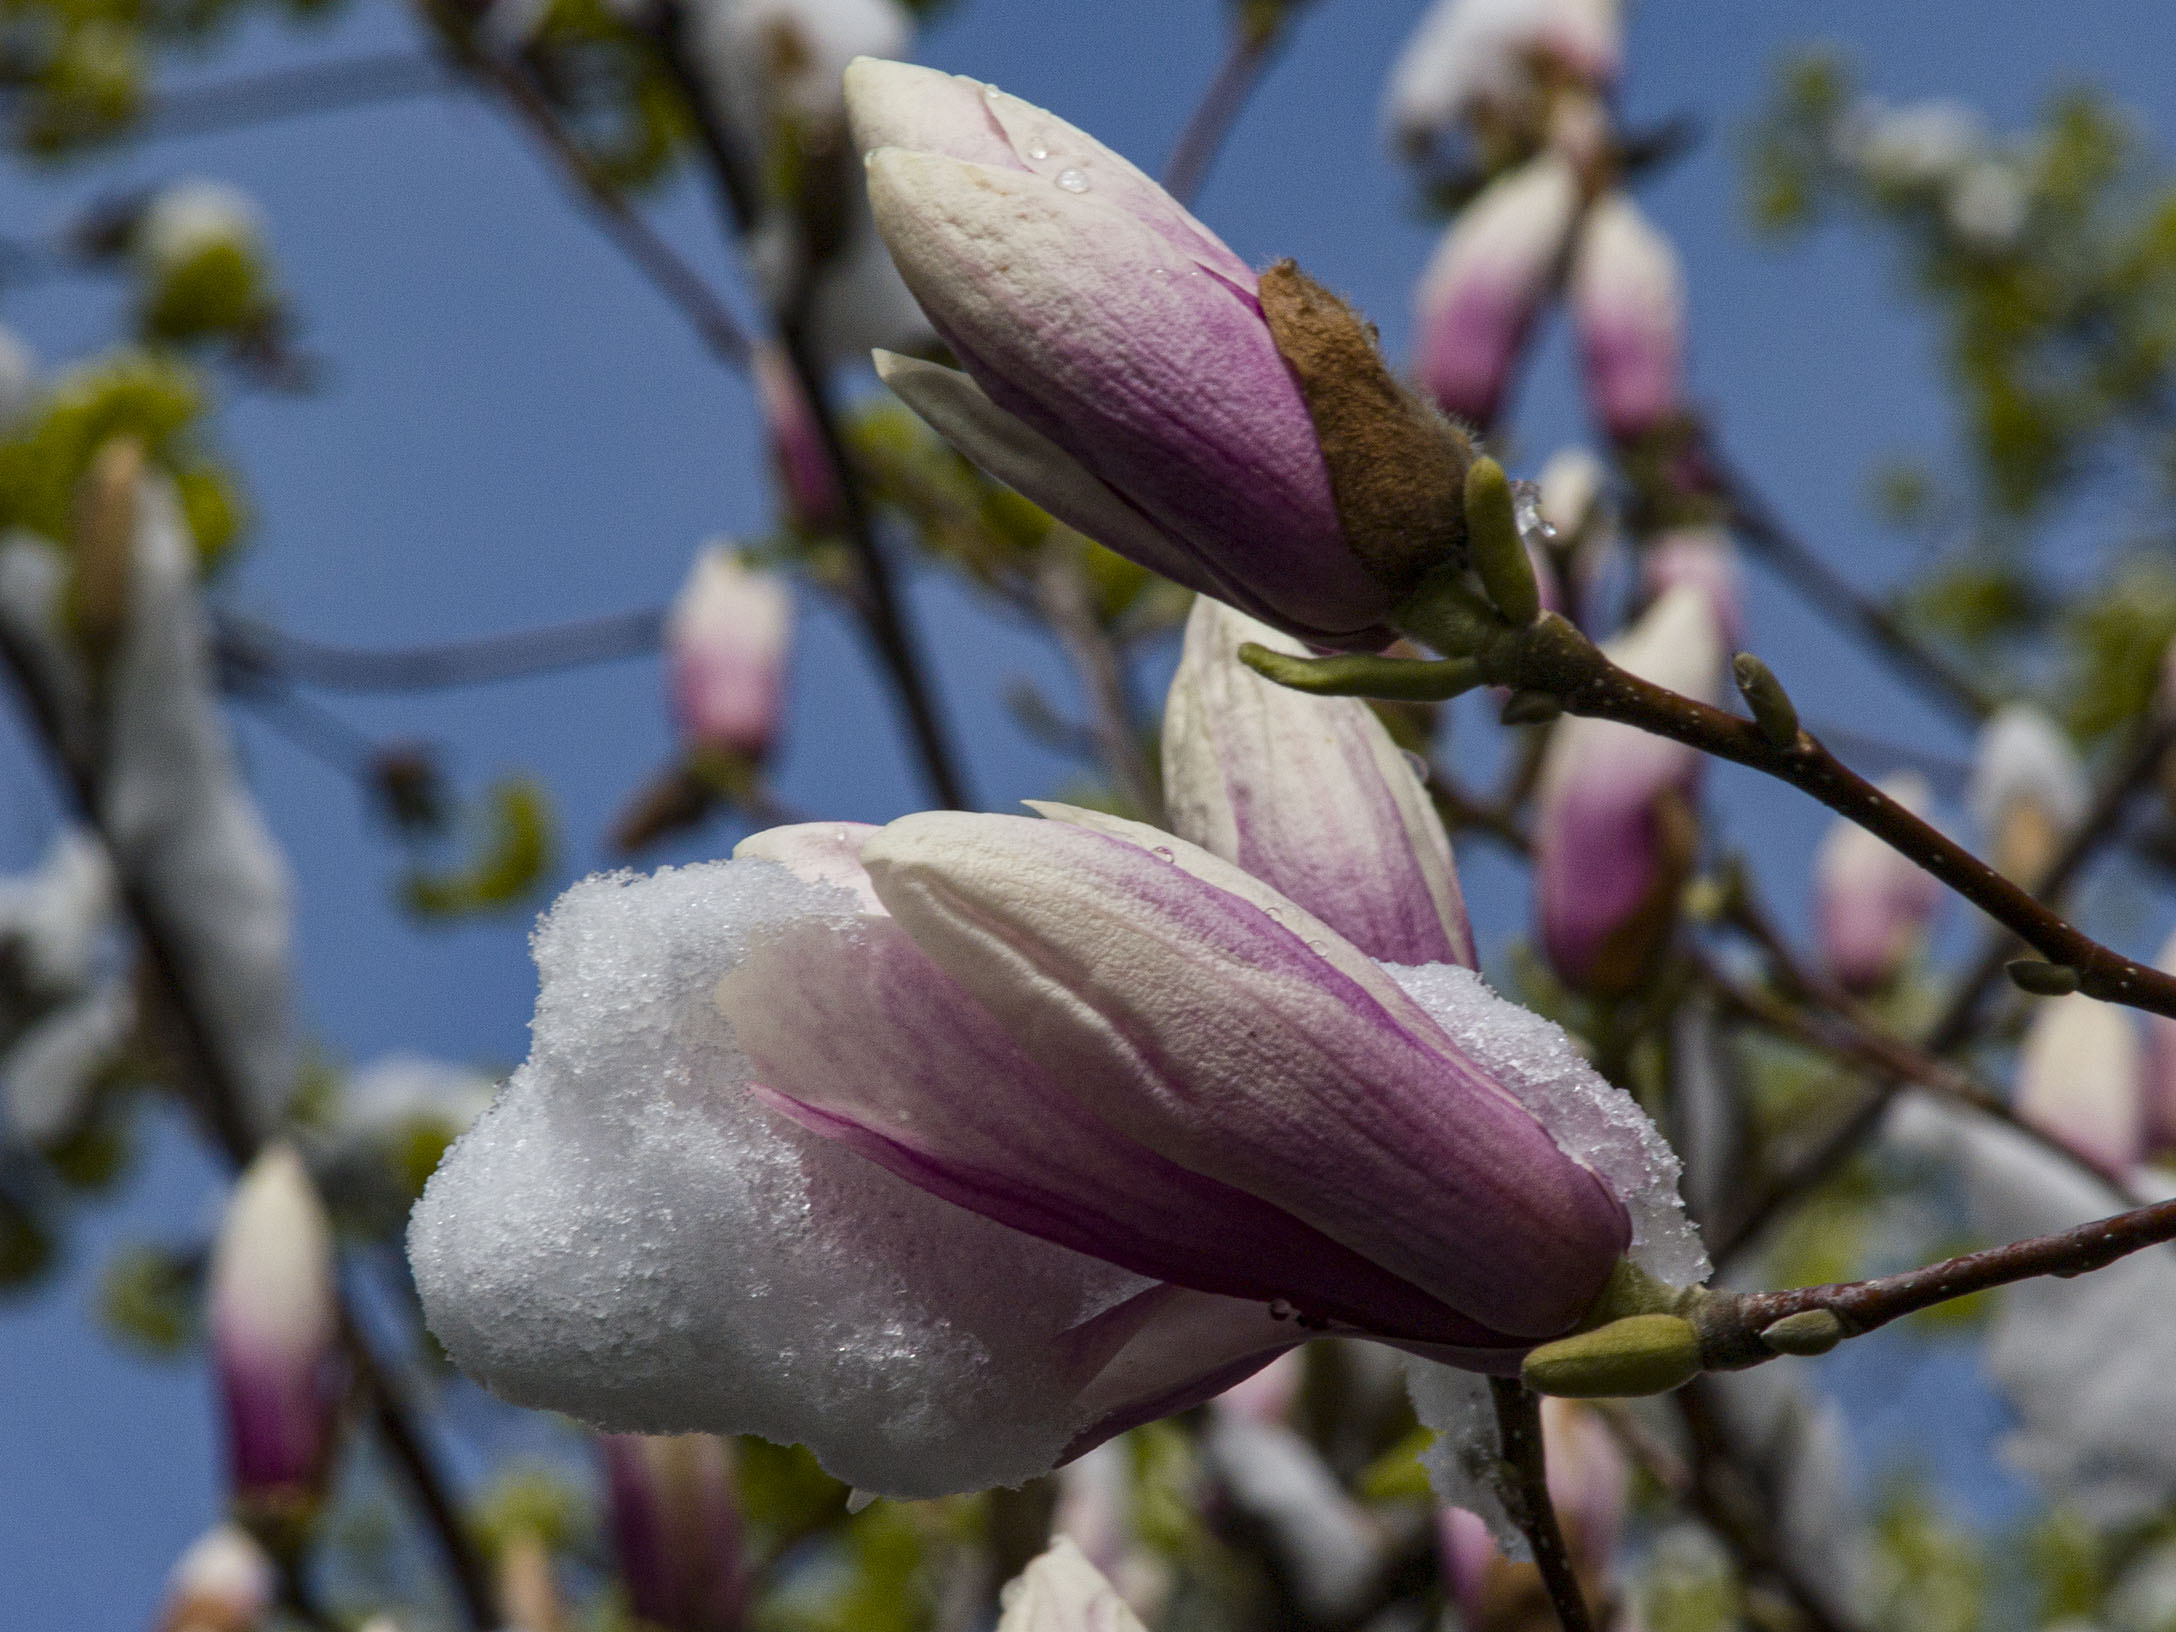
1259, 260, 1473, 606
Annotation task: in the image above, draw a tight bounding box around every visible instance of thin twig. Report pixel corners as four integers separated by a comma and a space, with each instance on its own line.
1163, 13, 1294, 207
638, 0, 970, 809
145, 52, 451, 142
1698, 1191, 2176, 1368
1716, 457, 1996, 725
1673, 1380, 1855, 1632
1032, 540, 1159, 820
217, 605, 665, 692
1709, 711, 2176, 1258
438, 26, 753, 370
1487, 1379, 1595, 1632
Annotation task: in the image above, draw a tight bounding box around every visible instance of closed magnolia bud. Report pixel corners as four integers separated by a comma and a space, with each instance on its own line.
1966, 704, 2086, 886
1413, 154, 1580, 427
207, 1144, 342, 1515
153, 1523, 276, 1632
1813, 772, 1942, 993
601, 1434, 745, 1632
1570, 193, 1687, 444
2016, 994, 2144, 1176
1162, 597, 1475, 966
666, 547, 791, 762
751, 345, 844, 533
1533, 585, 1722, 994
855, 60, 1465, 649
1383, 0, 1622, 155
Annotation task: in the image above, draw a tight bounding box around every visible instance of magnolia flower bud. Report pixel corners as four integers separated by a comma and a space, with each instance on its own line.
1413, 155, 1580, 426
1813, 772, 1942, 993
207, 1144, 342, 1515
666, 548, 791, 762
1533, 585, 1722, 993
1162, 597, 1475, 966
1570, 193, 1687, 444
410, 804, 1702, 1498
998, 1537, 1148, 1632
751, 345, 844, 533
1383, 0, 1622, 155
2016, 994, 2143, 1176
1640, 525, 1741, 644
1967, 704, 2086, 886
855, 60, 1466, 649
153, 1523, 276, 1632
601, 1434, 745, 1632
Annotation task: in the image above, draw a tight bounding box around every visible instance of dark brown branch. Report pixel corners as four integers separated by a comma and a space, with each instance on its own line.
1708, 712, 2176, 1259
1697, 1192, 2176, 1372
1458, 613, 2176, 1019
639, 0, 970, 810
1487, 1379, 1595, 1632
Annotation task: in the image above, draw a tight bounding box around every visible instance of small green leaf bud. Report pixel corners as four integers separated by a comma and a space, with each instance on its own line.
1520, 1313, 1702, 1398
1759, 1308, 1845, 1356
1731, 652, 1800, 748
2007, 960, 2082, 996
1236, 642, 1485, 703
1464, 456, 1543, 627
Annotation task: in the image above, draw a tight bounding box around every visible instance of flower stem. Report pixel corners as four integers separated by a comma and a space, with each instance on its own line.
1486, 1379, 1596, 1632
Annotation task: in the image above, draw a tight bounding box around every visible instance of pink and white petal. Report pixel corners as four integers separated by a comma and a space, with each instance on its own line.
863, 812, 1628, 1339
721, 911, 1511, 1345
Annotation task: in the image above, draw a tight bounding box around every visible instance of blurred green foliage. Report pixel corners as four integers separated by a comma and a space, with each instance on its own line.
401, 776, 557, 918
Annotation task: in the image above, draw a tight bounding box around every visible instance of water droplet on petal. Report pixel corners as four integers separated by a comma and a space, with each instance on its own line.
1402, 748, 1433, 785
1268, 1298, 1295, 1320
1149, 845, 1175, 863
1026, 142, 1050, 161
982, 82, 1002, 102
1055, 168, 1090, 193
1264, 906, 1283, 922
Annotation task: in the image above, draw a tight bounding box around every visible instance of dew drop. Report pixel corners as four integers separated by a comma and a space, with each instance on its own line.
1511, 477, 1558, 548
1055, 168, 1090, 193
982, 83, 1001, 99
1149, 845, 1176, 863
1268, 1297, 1295, 1321
1264, 906, 1283, 922
1402, 748, 1433, 785
1026, 142, 1051, 161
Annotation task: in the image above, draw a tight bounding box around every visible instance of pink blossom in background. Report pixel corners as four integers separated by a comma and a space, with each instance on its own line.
1813, 772, 1943, 993
1571, 192, 1687, 443
207, 1145, 342, 1511
1413, 154, 1580, 426
666, 547, 791, 761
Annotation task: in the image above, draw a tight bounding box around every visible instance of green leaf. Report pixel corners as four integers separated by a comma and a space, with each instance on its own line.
401, 777, 557, 920
97, 1243, 201, 1358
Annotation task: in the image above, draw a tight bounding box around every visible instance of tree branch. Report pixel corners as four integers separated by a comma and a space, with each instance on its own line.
216, 605, 665, 692
0, 614, 495, 1632
1163, 10, 1297, 208
1486, 1379, 1595, 1632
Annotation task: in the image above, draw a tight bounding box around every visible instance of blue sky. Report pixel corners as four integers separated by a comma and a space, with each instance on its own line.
6, 0, 2176, 1621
